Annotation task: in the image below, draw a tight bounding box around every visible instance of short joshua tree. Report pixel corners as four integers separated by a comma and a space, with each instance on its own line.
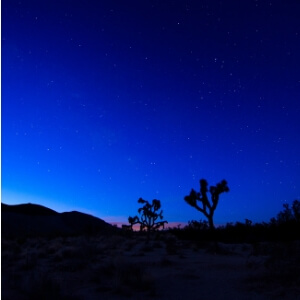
184, 179, 229, 230
128, 198, 168, 232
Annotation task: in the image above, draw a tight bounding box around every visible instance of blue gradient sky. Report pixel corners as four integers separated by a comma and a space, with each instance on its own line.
2, 1, 300, 225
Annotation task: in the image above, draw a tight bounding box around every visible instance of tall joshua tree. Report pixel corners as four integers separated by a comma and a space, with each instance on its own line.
128, 198, 168, 232
184, 179, 229, 230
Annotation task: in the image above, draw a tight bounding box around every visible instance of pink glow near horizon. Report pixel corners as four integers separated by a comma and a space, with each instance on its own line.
109, 221, 187, 230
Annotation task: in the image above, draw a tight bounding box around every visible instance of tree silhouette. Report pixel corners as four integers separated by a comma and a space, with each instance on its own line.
184, 179, 229, 230
292, 200, 300, 222
128, 198, 168, 232
277, 203, 294, 223
276, 199, 300, 224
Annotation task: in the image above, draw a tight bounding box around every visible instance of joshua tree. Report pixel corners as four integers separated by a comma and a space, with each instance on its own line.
184, 179, 229, 230
128, 198, 168, 232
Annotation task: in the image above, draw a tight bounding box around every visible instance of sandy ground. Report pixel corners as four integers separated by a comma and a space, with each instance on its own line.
2, 233, 300, 299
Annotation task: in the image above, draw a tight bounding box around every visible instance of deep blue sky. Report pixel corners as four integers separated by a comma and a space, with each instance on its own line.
2, 0, 300, 226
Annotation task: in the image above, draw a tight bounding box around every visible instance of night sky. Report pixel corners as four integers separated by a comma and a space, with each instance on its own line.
2, 1, 300, 226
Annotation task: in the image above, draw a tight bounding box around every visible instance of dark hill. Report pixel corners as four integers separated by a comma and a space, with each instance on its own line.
1, 202, 118, 238
1, 203, 58, 216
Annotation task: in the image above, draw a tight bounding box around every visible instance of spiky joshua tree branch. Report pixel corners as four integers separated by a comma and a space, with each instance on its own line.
184, 179, 229, 230
128, 198, 168, 232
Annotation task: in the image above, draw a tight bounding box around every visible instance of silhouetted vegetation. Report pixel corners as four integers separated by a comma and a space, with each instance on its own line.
128, 198, 168, 232
273, 199, 300, 224
170, 200, 300, 243
2, 200, 300, 299
184, 179, 229, 230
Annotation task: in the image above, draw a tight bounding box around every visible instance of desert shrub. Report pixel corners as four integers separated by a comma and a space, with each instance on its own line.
22, 272, 61, 300
61, 246, 80, 259
123, 240, 136, 251
2, 240, 22, 257
21, 252, 38, 270
164, 235, 178, 255
246, 240, 300, 295
159, 256, 174, 267
46, 239, 64, 255
140, 243, 154, 253
264, 253, 300, 285
93, 256, 155, 296
16, 236, 28, 246
113, 259, 155, 295
205, 242, 234, 255
101, 235, 126, 252
153, 241, 163, 248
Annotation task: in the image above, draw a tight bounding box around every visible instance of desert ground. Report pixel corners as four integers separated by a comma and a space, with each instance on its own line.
2, 232, 300, 300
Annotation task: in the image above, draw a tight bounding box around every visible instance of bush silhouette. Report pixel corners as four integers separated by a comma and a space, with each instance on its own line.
292, 200, 300, 222
128, 198, 168, 232
184, 179, 229, 230
276, 199, 300, 224
186, 219, 209, 230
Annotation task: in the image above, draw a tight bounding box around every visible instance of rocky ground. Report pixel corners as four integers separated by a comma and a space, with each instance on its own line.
2, 232, 300, 300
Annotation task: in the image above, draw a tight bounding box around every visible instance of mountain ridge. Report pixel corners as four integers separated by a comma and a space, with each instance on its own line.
1, 202, 118, 237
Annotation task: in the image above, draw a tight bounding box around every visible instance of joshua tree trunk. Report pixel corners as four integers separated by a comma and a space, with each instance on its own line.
208, 215, 215, 230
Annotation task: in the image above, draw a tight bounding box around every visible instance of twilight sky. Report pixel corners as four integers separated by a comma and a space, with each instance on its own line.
2, 0, 300, 226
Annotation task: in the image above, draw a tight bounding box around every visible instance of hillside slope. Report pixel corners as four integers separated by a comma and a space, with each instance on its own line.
1, 203, 117, 237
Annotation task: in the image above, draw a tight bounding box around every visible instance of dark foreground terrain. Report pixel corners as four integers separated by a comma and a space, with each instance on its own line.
2, 234, 300, 300
2, 203, 300, 299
